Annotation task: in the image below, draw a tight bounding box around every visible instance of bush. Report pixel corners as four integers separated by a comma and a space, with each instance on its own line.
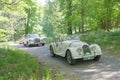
80, 30, 120, 52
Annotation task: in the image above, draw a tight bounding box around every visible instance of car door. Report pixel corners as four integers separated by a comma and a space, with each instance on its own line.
53, 38, 67, 56
61, 41, 70, 52
54, 41, 62, 54
56, 40, 69, 56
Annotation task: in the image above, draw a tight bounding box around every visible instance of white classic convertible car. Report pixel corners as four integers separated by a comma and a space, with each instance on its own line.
50, 35, 102, 65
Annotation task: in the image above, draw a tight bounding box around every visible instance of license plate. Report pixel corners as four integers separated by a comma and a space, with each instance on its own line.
83, 52, 94, 60
84, 52, 91, 57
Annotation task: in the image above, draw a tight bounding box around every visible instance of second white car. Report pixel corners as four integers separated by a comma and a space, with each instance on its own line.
23, 34, 45, 47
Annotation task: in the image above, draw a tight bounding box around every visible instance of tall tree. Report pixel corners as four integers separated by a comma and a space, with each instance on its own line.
0, 0, 42, 41
66, 0, 72, 35
24, 0, 36, 35
42, 0, 120, 38
0, 0, 26, 41
80, 0, 88, 33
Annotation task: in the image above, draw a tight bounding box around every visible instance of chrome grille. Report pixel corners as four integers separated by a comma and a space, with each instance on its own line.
34, 38, 40, 43
82, 45, 91, 53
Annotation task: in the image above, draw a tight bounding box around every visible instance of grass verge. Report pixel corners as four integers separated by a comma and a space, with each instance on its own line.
0, 46, 64, 80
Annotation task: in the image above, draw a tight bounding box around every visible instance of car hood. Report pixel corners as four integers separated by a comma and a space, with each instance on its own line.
28, 37, 40, 40
63, 40, 88, 47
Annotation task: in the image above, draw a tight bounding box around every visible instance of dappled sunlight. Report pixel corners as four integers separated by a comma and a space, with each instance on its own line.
100, 71, 119, 78
73, 58, 120, 80
81, 69, 99, 73
9, 43, 19, 46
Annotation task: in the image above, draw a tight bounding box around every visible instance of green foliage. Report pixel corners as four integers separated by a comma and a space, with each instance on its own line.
0, 29, 14, 42
45, 37, 54, 44
23, 0, 42, 35
42, 14, 54, 37
0, 0, 43, 41
0, 0, 26, 42
80, 29, 120, 52
0, 46, 64, 80
42, 0, 120, 36
0, 0, 120, 41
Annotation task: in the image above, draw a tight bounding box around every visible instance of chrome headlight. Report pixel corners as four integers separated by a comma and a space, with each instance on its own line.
90, 46, 97, 54
28, 39, 34, 43
29, 39, 32, 42
77, 48, 83, 55
90, 44, 102, 55
40, 39, 44, 43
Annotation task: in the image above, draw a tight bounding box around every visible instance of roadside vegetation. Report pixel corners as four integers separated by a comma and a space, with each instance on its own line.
0, 46, 64, 80
80, 29, 120, 59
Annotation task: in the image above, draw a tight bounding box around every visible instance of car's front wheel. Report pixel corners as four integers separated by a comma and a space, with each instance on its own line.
66, 50, 76, 65
93, 55, 101, 61
50, 46, 56, 57
41, 43, 45, 46
24, 43, 26, 46
26, 42, 30, 47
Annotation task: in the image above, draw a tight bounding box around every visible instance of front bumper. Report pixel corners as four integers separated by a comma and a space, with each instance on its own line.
28, 41, 44, 45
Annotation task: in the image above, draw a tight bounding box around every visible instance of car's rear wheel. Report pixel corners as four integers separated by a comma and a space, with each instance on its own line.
66, 50, 76, 65
93, 55, 101, 61
50, 46, 56, 57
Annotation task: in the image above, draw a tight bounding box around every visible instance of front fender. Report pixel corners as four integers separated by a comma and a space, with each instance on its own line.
50, 43, 55, 50
66, 47, 83, 59
90, 44, 102, 55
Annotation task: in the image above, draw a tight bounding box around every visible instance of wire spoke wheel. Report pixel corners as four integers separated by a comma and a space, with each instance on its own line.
50, 46, 55, 57
93, 55, 101, 61
66, 50, 75, 65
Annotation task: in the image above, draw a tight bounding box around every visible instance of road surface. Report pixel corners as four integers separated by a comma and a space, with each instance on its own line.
11, 43, 120, 80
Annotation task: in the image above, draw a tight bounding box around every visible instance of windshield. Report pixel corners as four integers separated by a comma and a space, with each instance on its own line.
27, 34, 39, 38
67, 35, 80, 40
60, 35, 80, 41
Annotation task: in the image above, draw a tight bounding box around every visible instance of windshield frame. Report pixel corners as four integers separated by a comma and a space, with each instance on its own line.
26, 34, 40, 38
58, 35, 80, 41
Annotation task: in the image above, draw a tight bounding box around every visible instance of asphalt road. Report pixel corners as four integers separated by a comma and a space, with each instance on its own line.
12, 43, 120, 80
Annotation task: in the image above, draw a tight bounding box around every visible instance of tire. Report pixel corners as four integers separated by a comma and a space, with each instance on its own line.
24, 43, 26, 46
66, 50, 76, 65
23, 42, 27, 46
93, 55, 101, 61
42, 43, 45, 46
50, 46, 56, 57
26, 42, 30, 47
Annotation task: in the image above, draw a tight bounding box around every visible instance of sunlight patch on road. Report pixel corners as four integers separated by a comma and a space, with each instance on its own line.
83, 69, 99, 72
100, 71, 119, 78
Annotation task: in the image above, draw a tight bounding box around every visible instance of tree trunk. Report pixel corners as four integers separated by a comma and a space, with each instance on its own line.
25, 9, 30, 36
74, 27, 77, 33
81, 7, 84, 33
105, 0, 112, 31
66, 0, 72, 35
81, 0, 88, 33
79, 27, 81, 33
